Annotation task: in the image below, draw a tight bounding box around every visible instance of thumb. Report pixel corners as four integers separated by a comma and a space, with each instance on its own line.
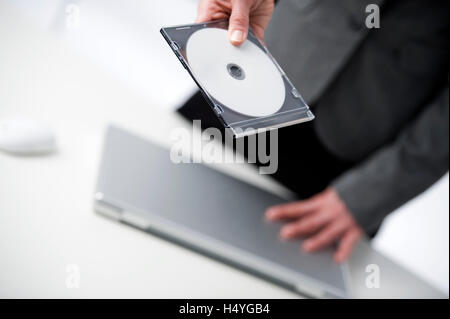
228, 1, 251, 46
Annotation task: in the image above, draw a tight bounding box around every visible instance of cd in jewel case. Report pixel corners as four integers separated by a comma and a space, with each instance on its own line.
161, 20, 314, 138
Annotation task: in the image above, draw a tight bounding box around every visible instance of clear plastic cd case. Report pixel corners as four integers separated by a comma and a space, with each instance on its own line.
161, 20, 314, 138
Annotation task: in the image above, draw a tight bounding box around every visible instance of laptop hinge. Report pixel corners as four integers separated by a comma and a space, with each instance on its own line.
94, 192, 123, 221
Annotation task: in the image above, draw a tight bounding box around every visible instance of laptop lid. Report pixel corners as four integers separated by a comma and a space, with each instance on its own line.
94, 125, 350, 298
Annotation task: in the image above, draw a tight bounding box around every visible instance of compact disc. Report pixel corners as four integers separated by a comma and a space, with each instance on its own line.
186, 28, 286, 117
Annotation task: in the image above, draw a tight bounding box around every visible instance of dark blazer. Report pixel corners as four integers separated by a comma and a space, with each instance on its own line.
265, 0, 449, 233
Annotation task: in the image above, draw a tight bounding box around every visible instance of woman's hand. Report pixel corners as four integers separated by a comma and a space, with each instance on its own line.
265, 188, 364, 263
196, 0, 275, 46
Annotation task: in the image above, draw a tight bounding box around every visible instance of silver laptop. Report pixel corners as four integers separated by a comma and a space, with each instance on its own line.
94, 125, 351, 298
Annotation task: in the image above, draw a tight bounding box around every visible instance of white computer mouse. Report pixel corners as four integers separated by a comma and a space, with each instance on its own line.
0, 117, 56, 155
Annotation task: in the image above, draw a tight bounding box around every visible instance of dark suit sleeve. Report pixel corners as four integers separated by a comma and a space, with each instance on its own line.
333, 86, 449, 234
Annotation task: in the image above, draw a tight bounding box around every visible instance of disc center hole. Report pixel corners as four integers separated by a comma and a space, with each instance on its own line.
226, 63, 245, 80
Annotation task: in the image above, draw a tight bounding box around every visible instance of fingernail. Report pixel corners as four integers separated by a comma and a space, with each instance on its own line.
334, 255, 343, 264
281, 227, 291, 238
303, 241, 312, 251
230, 30, 244, 44
265, 209, 276, 219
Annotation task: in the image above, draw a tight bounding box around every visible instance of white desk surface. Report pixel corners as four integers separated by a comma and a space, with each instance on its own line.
0, 3, 446, 298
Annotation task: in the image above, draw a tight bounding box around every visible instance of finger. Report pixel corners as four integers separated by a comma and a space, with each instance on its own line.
280, 211, 331, 239
211, 12, 230, 20
265, 198, 321, 221
195, 0, 214, 23
228, 0, 251, 45
302, 221, 348, 252
250, 23, 265, 43
334, 228, 362, 263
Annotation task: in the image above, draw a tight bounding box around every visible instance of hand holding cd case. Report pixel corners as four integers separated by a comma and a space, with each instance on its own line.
161, 20, 314, 138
